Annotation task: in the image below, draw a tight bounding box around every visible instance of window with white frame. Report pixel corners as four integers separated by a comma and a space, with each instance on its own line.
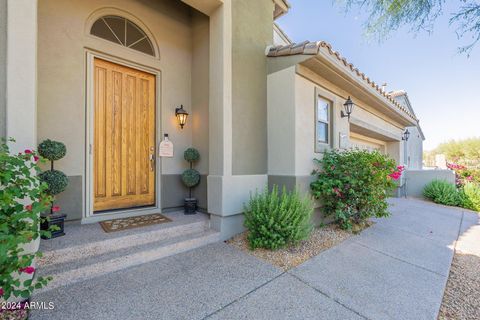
315, 95, 332, 150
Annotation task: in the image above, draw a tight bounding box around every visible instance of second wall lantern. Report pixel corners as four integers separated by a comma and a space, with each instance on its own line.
175, 105, 189, 129
341, 96, 354, 121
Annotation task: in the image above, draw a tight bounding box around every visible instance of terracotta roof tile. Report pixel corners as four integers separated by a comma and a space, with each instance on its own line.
267, 41, 417, 121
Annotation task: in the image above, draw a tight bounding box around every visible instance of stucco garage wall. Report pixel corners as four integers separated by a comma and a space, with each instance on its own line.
231, 0, 273, 175
38, 0, 198, 219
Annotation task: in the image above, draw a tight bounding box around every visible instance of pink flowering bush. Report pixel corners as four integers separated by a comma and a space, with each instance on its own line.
0, 139, 53, 300
311, 149, 400, 230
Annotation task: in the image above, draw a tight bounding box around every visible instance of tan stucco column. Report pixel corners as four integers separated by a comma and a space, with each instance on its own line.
206, 0, 268, 240
6, 0, 37, 153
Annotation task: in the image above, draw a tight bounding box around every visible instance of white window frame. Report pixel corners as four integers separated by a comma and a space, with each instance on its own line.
314, 88, 334, 152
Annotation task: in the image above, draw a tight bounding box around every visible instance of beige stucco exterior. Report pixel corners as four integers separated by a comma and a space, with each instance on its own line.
1, 0, 425, 240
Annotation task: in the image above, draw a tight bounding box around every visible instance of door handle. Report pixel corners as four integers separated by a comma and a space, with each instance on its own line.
149, 147, 155, 172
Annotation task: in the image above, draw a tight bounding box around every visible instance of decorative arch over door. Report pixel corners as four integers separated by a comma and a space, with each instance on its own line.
89, 14, 156, 56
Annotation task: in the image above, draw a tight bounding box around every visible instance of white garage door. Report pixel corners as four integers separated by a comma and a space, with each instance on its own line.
349, 133, 386, 153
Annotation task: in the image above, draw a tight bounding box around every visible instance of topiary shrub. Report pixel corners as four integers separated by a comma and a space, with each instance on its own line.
181, 168, 200, 188
423, 179, 461, 206
311, 149, 400, 230
459, 183, 480, 212
37, 139, 68, 215
38, 170, 68, 195
184, 148, 200, 163
38, 139, 66, 162
244, 185, 313, 250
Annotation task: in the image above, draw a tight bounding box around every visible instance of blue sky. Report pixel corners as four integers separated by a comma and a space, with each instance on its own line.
276, 1, 480, 150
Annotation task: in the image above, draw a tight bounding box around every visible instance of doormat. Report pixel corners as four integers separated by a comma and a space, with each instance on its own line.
99, 214, 171, 233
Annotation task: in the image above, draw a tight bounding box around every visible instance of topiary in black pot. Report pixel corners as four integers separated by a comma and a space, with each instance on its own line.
181, 148, 200, 214
38, 139, 68, 239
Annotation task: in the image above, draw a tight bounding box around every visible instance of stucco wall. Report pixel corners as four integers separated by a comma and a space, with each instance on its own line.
0, 0, 6, 138
231, 0, 273, 175
267, 66, 296, 176
191, 11, 210, 175
406, 125, 423, 169
405, 169, 455, 198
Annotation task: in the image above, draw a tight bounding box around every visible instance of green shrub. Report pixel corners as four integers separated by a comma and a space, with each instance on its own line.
37, 139, 66, 161
423, 180, 461, 206
460, 183, 480, 211
244, 185, 313, 250
181, 169, 200, 188
39, 170, 68, 196
311, 149, 400, 230
184, 148, 200, 162
0, 139, 52, 300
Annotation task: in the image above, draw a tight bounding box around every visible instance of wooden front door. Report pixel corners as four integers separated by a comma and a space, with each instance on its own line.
93, 58, 156, 212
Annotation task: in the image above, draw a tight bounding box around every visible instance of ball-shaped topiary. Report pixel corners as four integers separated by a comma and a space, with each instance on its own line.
181, 169, 200, 188
38, 139, 66, 161
39, 170, 68, 195
184, 148, 200, 163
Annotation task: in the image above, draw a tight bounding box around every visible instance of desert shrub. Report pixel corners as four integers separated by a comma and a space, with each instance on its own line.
244, 185, 313, 250
423, 180, 461, 206
460, 183, 480, 212
311, 149, 400, 230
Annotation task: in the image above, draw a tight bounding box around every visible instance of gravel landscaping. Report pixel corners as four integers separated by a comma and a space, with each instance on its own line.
227, 224, 370, 270
438, 252, 480, 320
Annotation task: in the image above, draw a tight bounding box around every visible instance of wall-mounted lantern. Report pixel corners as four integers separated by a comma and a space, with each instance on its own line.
402, 129, 410, 141
175, 105, 189, 129
341, 96, 354, 121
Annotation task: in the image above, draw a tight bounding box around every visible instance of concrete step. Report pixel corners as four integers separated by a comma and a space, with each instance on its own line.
38, 219, 209, 268
38, 229, 220, 292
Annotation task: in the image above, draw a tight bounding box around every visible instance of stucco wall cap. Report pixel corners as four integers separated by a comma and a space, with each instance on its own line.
267, 40, 418, 122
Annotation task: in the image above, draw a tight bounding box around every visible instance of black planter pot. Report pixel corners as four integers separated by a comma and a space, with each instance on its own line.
184, 198, 198, 215
41, 213, 67, 239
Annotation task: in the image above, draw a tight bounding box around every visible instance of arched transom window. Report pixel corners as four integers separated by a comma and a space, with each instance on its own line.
90, 15, 155, 56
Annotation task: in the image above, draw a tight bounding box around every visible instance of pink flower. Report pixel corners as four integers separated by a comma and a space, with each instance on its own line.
33, 156, 39, 162
466, 176, 473, 181
25, 204, 33, 211
389, 172, 401, 180
19, 266, 35, 274
397, 165, 405, 171
52, 205, 61, 212
24, 149, 32, 154
0, 288, 3, 296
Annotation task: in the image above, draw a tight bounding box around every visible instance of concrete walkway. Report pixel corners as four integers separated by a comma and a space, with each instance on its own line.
31, 198, 479, 320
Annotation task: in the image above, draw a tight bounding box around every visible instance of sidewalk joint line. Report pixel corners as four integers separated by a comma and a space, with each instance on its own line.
201, 271, 287, 319
287, 272, 371, 320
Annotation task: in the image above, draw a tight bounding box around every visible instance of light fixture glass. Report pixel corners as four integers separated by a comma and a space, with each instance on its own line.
175, 105, 189, 129
341, 96, 354, 120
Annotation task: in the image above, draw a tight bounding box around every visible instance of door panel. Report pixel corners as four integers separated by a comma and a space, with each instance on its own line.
93, 58, 156, 212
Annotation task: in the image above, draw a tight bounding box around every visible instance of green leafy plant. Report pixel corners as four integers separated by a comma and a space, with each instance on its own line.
181, 148, 200, 198
0, 139, 53, 300
37, 139, 68, 215
311, 149, 400, 230
243, 185, 313, 250
423, 179, 462, 206
459, 183, 480, 212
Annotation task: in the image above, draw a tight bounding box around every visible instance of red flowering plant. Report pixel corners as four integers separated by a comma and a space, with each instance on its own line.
447, 162, 480, 186
0, 139, 53, 301
311, 149, 399, 230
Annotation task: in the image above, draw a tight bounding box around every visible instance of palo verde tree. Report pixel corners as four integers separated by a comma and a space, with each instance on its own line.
337, 0, 480, 55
